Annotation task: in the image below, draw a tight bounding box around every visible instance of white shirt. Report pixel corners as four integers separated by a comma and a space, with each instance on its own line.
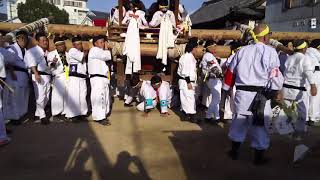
122, 10, 148, 28
283, 52, 315, 100
88, 47, 111, 76
110, 6, 126, 25
140, 80, 157, 100
177, 52, 197, 82
0, 53, 5, 78
0, 48, 16, 66
47, 50, 69, 76
8, 43, 27, 69
24, 46, 50, 73
149, 10, 176, 28
158, 81, 172, 113
225, 42, 283, 115
306, 47, 320, 68
68, 48, 86, 75
200, 52, 221, 75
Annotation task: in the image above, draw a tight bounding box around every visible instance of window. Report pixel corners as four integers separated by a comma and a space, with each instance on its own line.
64, 1, 73, 6
47, 0, 60, 5
283, 0, 317, 9
55, 0, 60, 5
70, 19, 77, 24
64, 1, 82, 8
74, 2, 82, 8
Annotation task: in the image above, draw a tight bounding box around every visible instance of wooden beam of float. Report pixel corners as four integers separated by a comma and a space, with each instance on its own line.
48, 40, 232, 58
0, 23, 108, 36
271, 32, 320, 41
191, 29, 320, 41
119, 0, 124, 25
1, 22, 320, 40
191, 29, 243, 40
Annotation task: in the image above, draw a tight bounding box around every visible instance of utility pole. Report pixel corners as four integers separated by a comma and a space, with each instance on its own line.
9, 0, 12, 22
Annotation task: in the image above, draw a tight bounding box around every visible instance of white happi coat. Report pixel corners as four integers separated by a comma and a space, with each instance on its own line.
177, 52, 197, 114
136, 81, 157, 112
220, 55, 236, 118
306, 48, 320, 122
122, 10, 148, 28
3, 43, 29, 120
47, 50, 69, 116
149, 10, 176, 28
123, 12, 142, 75
202, 52, 222, 119
225, 42, 283, 150
199, 52, 213, 108
88, 47, 112, 121
156, 11, 176, 66
0, 53, 9, 141
0, 48, 19, 120
157, 81, 172, 113
24, 46, 51, 119
283, 52, 315, 132
110, 6, 126, 25
64, 48, 87, 118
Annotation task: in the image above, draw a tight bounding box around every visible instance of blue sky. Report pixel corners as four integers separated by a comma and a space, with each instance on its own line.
87, 0, 204, 14
1, 0, 204, 15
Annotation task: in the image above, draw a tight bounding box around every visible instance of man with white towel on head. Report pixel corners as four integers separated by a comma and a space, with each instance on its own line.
47, 36, 70, 121
65, 36, 88, 122
88, 35, 112, 126
3, 30, 30, 125
24, 33, 51, 125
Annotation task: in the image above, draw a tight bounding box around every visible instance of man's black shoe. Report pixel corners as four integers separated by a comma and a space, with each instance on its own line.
70, 117, 81, 123
40, 118, 50, 125
204, 118, 213, 123
253, 149, 270, 166
6, 128, 12, 134
228, 150, 238, 160
307, 120, 315, 126
96, 119, 111, 126
228, 141, 241, 160
190, 118, 201, 124
124, 103, 133, 107
9, 120, 22, 126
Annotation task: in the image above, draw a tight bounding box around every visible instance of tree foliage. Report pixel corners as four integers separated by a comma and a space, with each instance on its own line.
17, 0, 69, 24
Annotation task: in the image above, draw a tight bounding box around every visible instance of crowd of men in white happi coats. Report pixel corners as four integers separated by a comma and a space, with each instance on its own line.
1, 0, 320, 166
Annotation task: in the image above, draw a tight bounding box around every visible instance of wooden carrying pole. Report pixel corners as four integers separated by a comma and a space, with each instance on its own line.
119, 0, 124, 25
49, 40, 232, 58
174, 0, 180, 24
0, 23, 108, 36
1, 22, 320, 40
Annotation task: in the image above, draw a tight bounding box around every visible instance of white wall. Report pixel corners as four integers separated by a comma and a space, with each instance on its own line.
7, 0, 89, 24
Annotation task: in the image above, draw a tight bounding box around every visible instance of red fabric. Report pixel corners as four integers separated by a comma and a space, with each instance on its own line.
142, 64, 153, 71
129, 14, 139, 19
93, 19, 107, 27
224, 69, 235, 88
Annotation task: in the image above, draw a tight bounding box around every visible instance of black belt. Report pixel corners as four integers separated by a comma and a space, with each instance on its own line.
236, 86, 264, 92
69, 72, 87, 79
90, 74, 108, 79
13, 66, 28, 73
283, 84, 306, 91
177, 75, 195, 83
31, 71, 51, 76
315, 66, 320, 71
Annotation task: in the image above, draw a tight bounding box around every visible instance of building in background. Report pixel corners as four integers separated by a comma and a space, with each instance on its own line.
265, 0, 320, 32
0, 12, 7, 21
6, 0, 90, 24
190, 0, 266, 29
81, 10, 109, 27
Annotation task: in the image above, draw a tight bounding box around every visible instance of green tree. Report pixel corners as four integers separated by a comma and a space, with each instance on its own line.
17, 0, 69, 24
